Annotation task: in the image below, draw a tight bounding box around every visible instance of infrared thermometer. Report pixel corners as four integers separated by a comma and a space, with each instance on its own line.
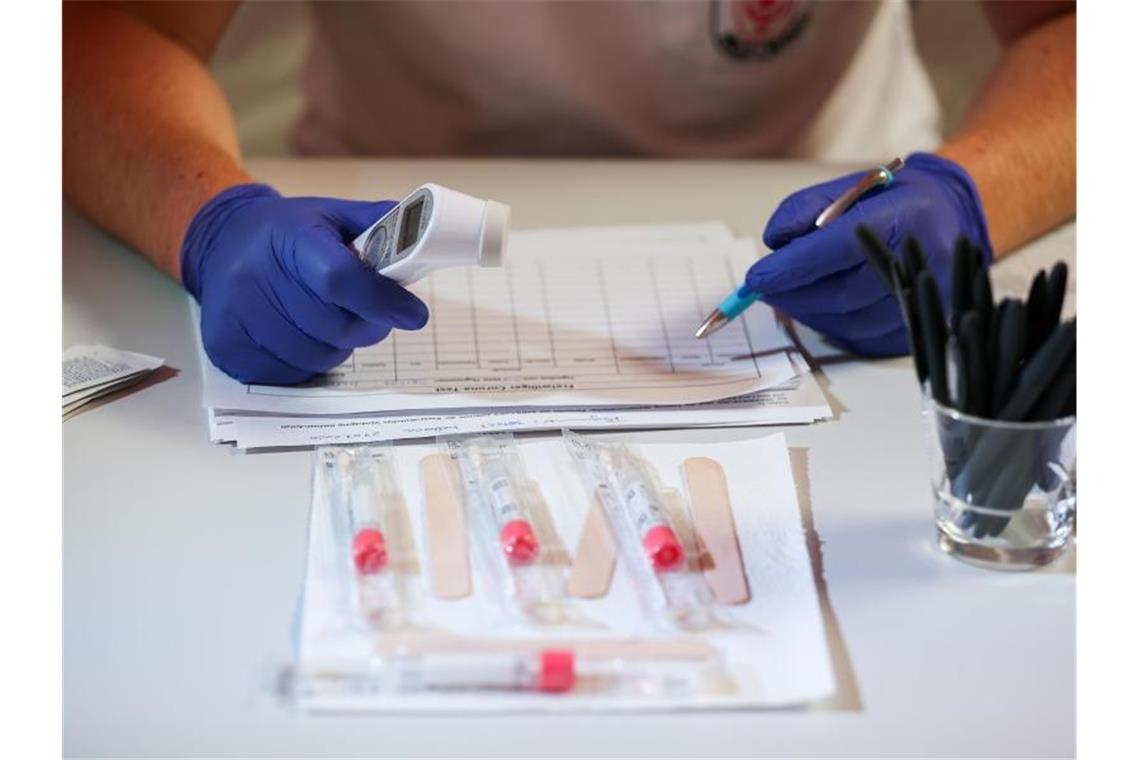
352, 183, 510, 285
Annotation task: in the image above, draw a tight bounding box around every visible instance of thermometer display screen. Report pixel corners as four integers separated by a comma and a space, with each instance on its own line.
398, 198, 426, 253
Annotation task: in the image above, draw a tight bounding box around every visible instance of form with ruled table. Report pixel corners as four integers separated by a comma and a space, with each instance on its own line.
200, 230, 800, 416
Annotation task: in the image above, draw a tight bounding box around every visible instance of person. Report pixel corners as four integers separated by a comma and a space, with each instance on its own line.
63, 0, 1075, 385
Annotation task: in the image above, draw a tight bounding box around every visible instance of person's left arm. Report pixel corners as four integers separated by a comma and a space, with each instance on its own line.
939, 1, 1075, 257
747, 1, 1075, 356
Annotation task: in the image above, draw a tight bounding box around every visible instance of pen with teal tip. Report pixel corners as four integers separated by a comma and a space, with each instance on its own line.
695, 157, 905, 339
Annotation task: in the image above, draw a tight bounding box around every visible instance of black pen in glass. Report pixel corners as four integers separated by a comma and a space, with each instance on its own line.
695, 158, 904, 339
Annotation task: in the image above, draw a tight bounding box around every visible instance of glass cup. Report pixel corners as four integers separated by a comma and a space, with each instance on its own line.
924, 397, 1076, 570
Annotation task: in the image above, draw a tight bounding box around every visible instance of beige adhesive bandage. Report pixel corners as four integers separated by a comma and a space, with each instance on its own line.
682, 457, 750, 604
566, 492, 616, 598
420, 454, 471, 599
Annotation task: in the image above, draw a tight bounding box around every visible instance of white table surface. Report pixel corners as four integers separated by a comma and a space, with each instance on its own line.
63, 159, 1076, 758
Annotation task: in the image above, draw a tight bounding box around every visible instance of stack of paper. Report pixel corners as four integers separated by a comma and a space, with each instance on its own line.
199, 224, 831, 448
63, 344, 164, 420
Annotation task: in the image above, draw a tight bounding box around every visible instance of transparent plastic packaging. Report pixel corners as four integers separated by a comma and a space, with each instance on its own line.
319, 444, 414, 629
444, 434, 569, 623
562, 431, 714, 630
295, 646, 717, 701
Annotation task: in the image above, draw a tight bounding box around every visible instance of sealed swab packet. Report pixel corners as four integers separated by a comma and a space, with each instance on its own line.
562, 431, 714, 630
443, 434, 570, 624
342, 647, 706, 697
318, 444, 415, 630
294, 628, 728, 703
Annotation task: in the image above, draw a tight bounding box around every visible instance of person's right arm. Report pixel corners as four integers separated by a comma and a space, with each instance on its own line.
63, 1, 249, 279
63, 2, 429, 385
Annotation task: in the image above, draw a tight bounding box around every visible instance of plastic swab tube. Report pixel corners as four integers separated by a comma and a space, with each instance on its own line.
339, 451, 389, 574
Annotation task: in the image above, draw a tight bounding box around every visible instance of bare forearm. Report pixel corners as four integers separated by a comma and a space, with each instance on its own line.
63, 2, 249, 280
937, 10, 1075, 258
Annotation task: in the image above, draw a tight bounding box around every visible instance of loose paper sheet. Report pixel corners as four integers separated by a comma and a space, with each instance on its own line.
63, 344, 164, 397
296, 432, 836, 712
63, 344, 165, 419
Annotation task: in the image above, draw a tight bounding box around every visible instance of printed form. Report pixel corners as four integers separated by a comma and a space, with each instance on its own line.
201, 235, 799, 415
209, 371, 831, 448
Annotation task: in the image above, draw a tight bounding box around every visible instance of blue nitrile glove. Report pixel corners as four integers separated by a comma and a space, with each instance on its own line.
181, 184, 429, 385
745, 152, 992, 356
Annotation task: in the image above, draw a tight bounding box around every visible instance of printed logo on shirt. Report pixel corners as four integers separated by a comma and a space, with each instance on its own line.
709, 0, 811, 60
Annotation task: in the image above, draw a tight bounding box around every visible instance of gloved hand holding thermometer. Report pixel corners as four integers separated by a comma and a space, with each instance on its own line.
182, 183, 508, 385
703, 152, 993, 357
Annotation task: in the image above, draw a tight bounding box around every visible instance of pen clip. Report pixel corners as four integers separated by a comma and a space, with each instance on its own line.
814, 157, 903, 228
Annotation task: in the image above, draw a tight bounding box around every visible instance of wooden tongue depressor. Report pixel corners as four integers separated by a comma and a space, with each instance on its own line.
566, 491, 617, 598
419, 454, 472, 599
682, 457, 750, 604
375, 633, 717, 661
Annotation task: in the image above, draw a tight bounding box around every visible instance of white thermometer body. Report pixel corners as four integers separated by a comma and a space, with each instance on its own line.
352, 183, 510, 285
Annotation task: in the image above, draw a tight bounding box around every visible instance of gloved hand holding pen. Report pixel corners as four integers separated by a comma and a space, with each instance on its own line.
744, 152, 993, 356
181, 184, 430, 385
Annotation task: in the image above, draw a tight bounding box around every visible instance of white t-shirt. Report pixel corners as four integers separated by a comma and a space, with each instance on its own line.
293, 0, 940, 163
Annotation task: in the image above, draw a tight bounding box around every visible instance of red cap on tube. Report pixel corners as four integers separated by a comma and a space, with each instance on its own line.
352, 528, 388, 574
499, 519, 539, 566
538, 649, 576, 693
642, 524, 684, 571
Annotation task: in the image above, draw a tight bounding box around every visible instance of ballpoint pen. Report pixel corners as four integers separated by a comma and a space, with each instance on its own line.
854, 225, 895, 291
901, 281, 928, 384
950, 239, 976, 337
959, 312, 988, 418
695, 157, 904, 339
995, 318, 1076, 423
1043, 261, 1068, 338
903, 236, 927, 286
855, 226, 938, 387
986, 297, 1009, 380
1029, 350, 1076, 422
972, 267, 994, 356
916, 272, 949, 406
991, 300, 1026, 414
1024, 270, 1051, 357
